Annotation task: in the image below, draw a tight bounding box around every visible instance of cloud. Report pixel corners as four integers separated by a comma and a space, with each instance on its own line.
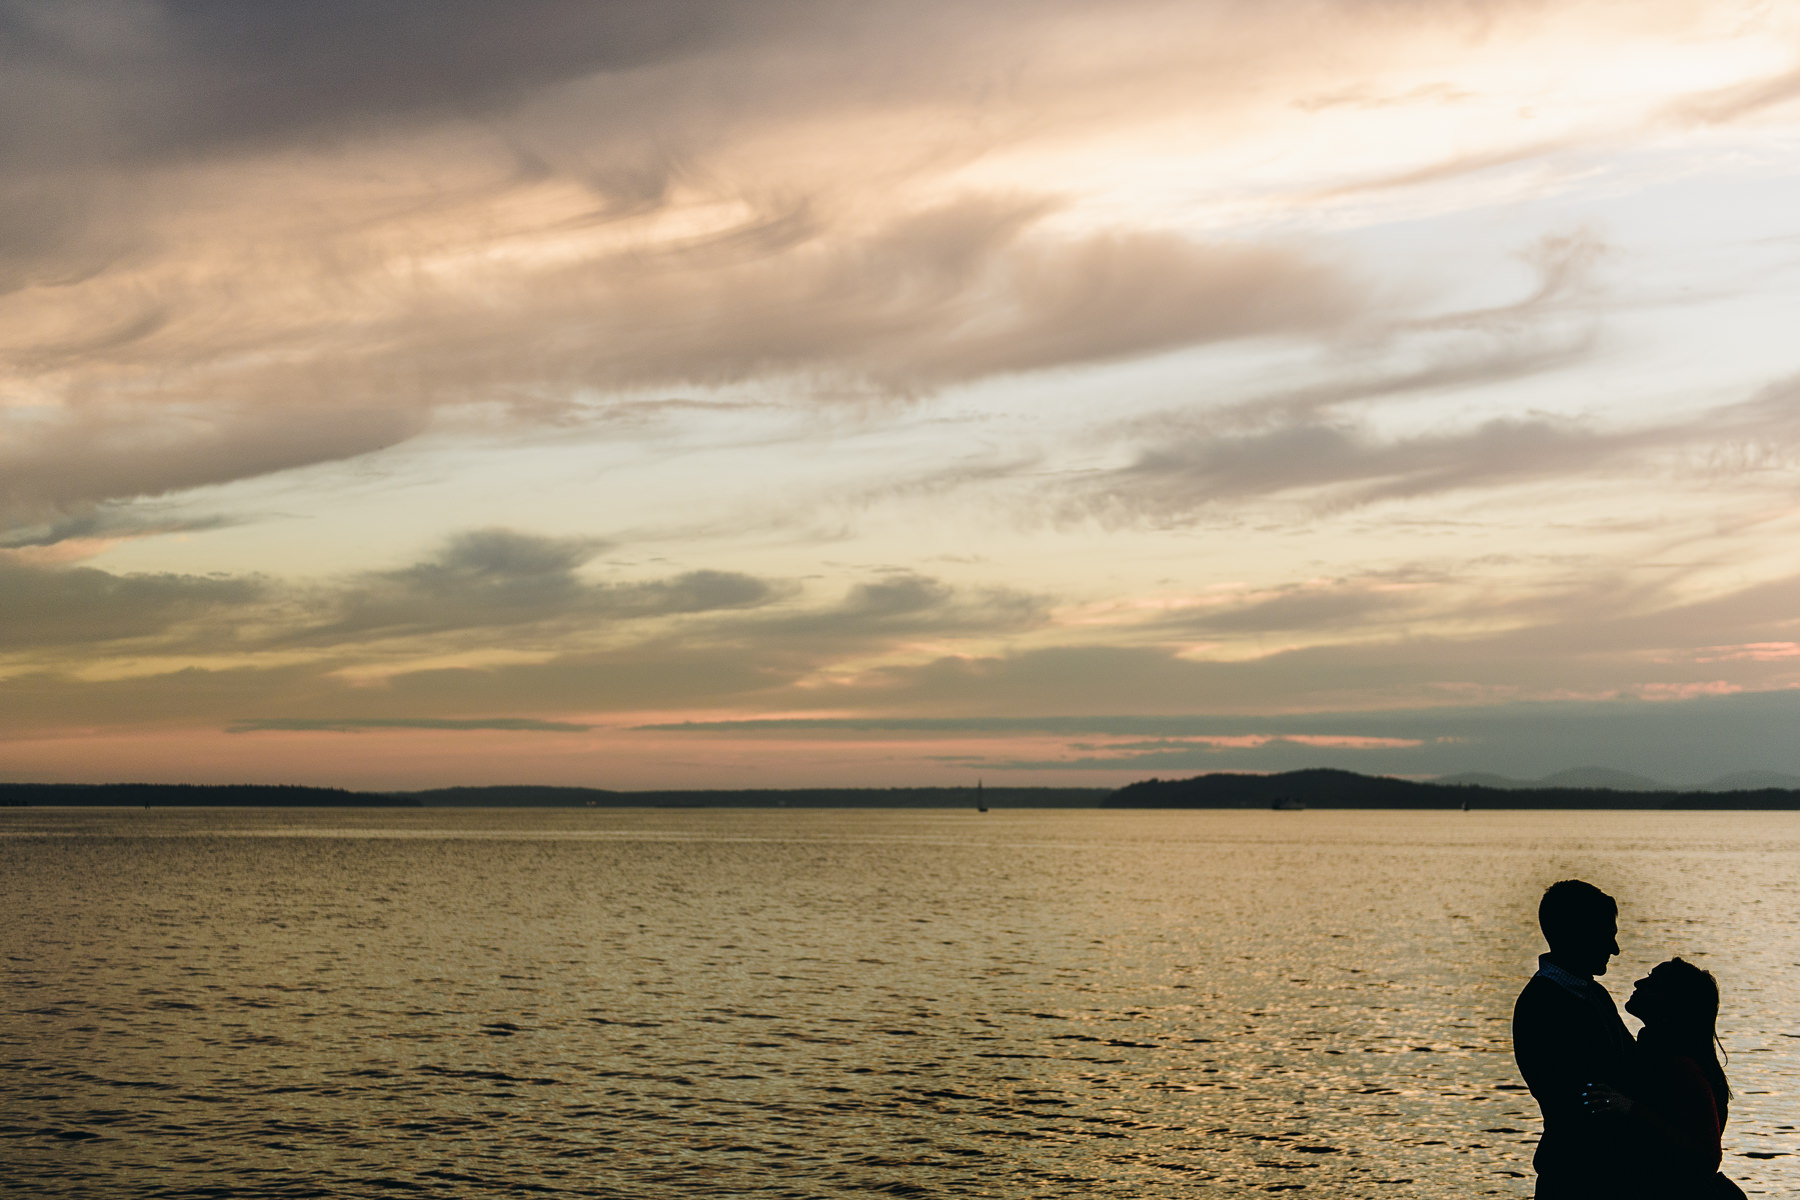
742, 571, 1052, 652
2, 1, 1594, 170
0, 518, 1050, 685
1314, 135, 1584, 197
7, 0, 1773, 538
0, 558, 262, 649
1158, 579, 1424, 635
14, 552, 1800, 786
0, 526, 799, 663
888, 223, 1358, 386
1060, 227, 1632, 521
0, 1, 753, 171
0, 402, 426, 531
362, 193, 1358, 395
1092, 412, 1644, 520
633, 687, 1800, 785
0, 505, 239, 551
285, 528, 784, 645
226, 717, 591, 734
0, 645, 783, 734
0, 561, 1057, 734
616, 556, 1800, 721
0, 186, 1359, 531
1078, 337, 1800, 527
1676, 63, 1800, 125
6, 0, 1618, 528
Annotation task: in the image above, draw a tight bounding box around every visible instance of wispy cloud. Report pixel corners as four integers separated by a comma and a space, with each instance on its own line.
632, 688, 1800, 785
13, 0, 1724, 528
1675, 63, 1800, 125
227, 717, 591, 734
282, 529, 785, 647
0, 506, 240, 551
7, 0, 1800, 787
0, 558, 262, 649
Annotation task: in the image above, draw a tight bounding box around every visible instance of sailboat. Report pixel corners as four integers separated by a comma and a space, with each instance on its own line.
977, 779, 988, 813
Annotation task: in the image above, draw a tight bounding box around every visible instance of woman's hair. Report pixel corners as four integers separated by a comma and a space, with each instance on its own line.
1648, 957, 1731, 1115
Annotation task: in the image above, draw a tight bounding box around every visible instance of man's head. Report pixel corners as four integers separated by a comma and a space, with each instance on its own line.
1538, 879, 1619, 976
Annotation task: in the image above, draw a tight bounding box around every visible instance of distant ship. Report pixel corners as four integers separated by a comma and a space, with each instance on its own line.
1271, 796, 1305, 811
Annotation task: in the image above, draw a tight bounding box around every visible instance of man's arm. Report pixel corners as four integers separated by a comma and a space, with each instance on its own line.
1514, 981, 1614, 1130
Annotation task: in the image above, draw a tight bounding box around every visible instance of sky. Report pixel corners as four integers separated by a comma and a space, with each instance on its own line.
6, 0, 1800, 790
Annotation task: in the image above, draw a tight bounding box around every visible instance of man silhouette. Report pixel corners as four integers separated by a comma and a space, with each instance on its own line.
1513, 879, 1638, 1199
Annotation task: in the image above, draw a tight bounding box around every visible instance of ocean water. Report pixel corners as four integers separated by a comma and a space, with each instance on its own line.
2, 807, 1795, 1198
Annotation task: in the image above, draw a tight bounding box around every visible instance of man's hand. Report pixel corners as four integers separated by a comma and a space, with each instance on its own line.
1581, 1083, 1634, 1118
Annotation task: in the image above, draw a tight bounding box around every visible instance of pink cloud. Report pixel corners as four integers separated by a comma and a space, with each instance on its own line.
1695, 642, 1800, 663
1635, 681, 1743, 701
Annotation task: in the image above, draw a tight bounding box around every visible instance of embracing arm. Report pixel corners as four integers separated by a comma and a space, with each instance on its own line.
1587, 1060, 1721, 1177
1516, 984, 1618, 1127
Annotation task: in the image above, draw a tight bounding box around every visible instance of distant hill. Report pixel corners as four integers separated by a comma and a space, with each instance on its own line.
1436, 768, 1674, 792
1107, 768, 1800, 810
1436, 767, 1800, 793
405, 786, 626, 807
11, 774, 1797, 810
1435, 771, 1523, 789
1, 783, 1108, 808
407, 785, 1109, 808
1537, 767, 1674, 791
1704, 770, 1800, 792
0, 783, 420, 807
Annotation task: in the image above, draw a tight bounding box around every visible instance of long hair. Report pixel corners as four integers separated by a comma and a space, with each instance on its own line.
1647, 957, 1731, 1120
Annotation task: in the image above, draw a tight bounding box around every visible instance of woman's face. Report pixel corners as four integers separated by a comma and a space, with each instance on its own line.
1624, 965, 1670, 1025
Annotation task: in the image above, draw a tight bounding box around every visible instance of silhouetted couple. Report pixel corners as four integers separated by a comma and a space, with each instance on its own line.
1514, 880, 1743, 1199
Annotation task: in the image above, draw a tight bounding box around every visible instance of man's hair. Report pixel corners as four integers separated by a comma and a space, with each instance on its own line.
1538, 879, 1616, 950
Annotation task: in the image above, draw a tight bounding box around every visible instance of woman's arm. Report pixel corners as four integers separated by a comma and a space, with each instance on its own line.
1642, 1057, 1721, 1175
1585, 1061, 1721, 1176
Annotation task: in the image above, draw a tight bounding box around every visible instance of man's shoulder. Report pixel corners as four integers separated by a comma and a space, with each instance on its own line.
1514, 972, 1578, 1013
1513, 973, 1603, 1041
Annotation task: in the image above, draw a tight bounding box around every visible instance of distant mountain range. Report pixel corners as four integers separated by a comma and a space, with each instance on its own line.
1435, 768, 1800, 792
7, 771, 1800, 809
0, 783, 1107, 808
1107, 768, 1800, 809
0, 783, 421, 807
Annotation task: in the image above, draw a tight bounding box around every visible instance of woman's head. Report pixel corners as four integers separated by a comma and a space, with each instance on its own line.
1626, 957, 1719, 1041
1628, 956, 1730, 1113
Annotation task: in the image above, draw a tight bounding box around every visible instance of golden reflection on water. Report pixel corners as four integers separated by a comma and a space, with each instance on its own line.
2, 808, 1795, 1196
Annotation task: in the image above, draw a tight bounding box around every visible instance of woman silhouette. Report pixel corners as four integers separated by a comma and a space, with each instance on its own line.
1585, 958, 1743, 1199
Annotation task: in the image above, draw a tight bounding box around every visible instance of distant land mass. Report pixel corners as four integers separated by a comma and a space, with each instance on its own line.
1108, 768, 1800, 810
7, 771, 1800, 809
1434, 767, 1800, 792
407, 786, 1110, 808
0, 783, 1105, 808
1436, 767, 1675, 792
0, 783, 422, 807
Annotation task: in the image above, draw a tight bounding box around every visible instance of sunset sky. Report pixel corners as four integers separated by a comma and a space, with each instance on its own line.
7, 0, 1800, 789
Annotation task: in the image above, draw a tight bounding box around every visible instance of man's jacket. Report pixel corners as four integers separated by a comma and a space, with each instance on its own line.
1514, 966, 1638, 1194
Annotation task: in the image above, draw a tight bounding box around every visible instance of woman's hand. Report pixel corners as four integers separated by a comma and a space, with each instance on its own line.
1582, 1083, 1634, 1118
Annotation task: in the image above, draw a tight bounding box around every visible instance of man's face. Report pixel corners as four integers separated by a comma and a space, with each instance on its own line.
1564, 915, 1619, 977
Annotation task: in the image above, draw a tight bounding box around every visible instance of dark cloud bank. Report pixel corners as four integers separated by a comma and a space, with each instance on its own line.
640, 688, 1800, 786
8, 523, 1800, 784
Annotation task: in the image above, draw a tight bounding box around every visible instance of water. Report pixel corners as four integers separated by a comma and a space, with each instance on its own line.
2, 807, 1795, 1197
